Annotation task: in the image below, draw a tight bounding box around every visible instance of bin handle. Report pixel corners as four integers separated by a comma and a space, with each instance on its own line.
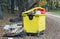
22, 7, 44, 14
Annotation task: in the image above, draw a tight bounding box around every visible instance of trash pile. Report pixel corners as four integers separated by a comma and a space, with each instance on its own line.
4, 23, 23, 34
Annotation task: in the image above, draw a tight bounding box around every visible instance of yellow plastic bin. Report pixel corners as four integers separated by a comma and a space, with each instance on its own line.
22, 7, 46, 34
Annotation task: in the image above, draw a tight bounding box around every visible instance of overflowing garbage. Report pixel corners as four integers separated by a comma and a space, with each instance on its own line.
3, 7, 46, 37
26, 8, 46, 15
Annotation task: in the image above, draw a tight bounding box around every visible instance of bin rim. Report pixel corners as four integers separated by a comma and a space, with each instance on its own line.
22, 14, 46, 17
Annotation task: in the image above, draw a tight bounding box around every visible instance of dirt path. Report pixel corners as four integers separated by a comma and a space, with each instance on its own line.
45, 13, 60, 39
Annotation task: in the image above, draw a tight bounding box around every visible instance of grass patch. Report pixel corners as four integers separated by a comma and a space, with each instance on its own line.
54, 10, 60, 15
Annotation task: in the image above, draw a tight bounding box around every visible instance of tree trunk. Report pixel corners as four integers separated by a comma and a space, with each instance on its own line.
0, 0, 3, 19
11, 0, 14, 14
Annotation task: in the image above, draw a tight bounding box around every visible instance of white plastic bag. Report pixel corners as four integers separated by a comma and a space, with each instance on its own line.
8, 37, 13, 39
35, 10, 41, 14
4, 25, 10, 30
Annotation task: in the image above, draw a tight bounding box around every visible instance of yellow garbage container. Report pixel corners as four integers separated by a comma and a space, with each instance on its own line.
22, 7, 46, 34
